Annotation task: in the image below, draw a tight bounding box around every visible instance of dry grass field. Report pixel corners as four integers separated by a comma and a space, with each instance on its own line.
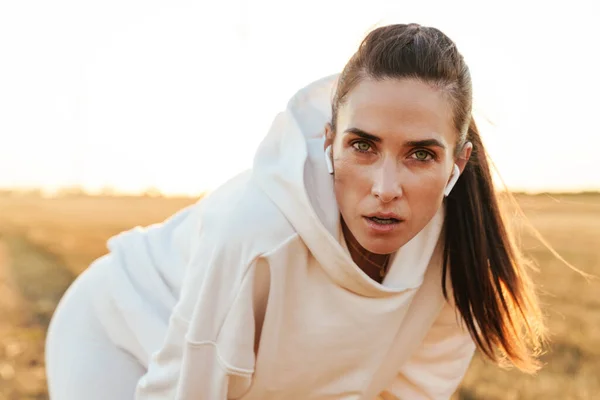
0, 191, 598, 399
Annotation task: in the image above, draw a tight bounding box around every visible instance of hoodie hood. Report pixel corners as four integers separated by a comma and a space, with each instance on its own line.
252, 75, 444, 298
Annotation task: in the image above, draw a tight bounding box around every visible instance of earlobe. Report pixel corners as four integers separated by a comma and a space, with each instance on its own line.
325, 145, 334, 174
444, 164, 461, 197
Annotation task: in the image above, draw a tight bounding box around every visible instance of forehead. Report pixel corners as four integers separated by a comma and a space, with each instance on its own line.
338, 78, 455, 144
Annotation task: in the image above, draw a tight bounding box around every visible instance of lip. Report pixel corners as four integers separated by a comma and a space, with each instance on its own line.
365, 212, 403, 220
362, 215, 403, 234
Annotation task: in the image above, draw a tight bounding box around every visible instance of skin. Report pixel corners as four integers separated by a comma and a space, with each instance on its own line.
324, 78, 472, 275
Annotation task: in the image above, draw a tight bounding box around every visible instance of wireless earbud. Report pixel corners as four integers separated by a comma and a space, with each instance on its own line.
325, 145, 334, 174
444, 164, 461, 197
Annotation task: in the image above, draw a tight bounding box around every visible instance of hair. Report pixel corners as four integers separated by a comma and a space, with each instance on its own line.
331, 23, 550, 372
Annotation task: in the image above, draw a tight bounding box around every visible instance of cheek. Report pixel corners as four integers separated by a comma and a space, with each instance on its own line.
331, 154, 372, 203
408, 171, 447, 195
404, 170, 447, 213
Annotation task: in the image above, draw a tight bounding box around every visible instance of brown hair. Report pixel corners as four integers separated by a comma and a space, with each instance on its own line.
332, 23, 548, 372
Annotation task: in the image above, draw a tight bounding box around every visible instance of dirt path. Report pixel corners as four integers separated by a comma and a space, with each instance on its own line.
0, 235, 74, 400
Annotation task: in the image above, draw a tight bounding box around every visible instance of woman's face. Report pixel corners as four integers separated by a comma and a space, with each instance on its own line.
325, 77, 470, 255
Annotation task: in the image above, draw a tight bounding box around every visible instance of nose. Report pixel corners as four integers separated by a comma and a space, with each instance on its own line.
371, 157, 403, 203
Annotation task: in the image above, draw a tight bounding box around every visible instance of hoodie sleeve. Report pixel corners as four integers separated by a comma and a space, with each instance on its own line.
135, 226, 260, 400
378, 300, 476, 400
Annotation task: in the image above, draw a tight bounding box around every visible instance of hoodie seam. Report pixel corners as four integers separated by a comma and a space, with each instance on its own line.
182, 254, 260, 377
185, 340, 255, 377
186, 237, 296, 378
204, 234, 299, 375
258, 232, 301, 259
228, 231, 300, 295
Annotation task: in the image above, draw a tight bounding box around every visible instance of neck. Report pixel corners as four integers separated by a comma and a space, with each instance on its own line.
341, 218, 390, 283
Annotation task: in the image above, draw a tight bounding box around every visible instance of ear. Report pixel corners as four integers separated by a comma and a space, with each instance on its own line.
455, 141, 473, 174
323, 122, 334, 150
444, 141, 473, 197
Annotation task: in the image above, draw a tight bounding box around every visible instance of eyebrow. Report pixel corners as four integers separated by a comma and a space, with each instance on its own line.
343, 127, 446, 149
343, 127, 381, 142
405, 139, 446, 150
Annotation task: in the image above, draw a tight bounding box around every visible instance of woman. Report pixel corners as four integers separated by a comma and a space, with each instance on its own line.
45, 23, 546, 399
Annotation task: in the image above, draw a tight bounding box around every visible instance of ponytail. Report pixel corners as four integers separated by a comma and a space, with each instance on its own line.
443, 117, 546, 372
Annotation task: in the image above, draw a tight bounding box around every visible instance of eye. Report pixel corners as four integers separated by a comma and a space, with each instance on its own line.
411, 149, 434, 161
352, 141, 372, 153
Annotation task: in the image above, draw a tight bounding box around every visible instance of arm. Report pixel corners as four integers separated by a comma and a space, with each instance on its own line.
379, 300, 476, 400
135, 228, 259, 400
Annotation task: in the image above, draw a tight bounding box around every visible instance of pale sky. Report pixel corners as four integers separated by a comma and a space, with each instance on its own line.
0, 0, 598, 195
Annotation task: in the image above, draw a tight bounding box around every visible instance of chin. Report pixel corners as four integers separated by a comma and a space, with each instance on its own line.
361, 237, 407, 255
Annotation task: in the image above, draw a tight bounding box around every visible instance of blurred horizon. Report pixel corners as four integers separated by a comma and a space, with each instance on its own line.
1, 0, 599, 196
2, 182, 600, 199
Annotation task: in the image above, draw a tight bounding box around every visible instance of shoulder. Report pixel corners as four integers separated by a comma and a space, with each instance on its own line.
196, 171, 299, 257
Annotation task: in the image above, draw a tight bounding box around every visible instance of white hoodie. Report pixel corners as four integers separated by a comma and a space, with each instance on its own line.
105, 75, 475, 400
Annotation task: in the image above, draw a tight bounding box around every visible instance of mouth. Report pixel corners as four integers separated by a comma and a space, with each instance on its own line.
362, 214, 404, 233
365, 216, 401, 225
